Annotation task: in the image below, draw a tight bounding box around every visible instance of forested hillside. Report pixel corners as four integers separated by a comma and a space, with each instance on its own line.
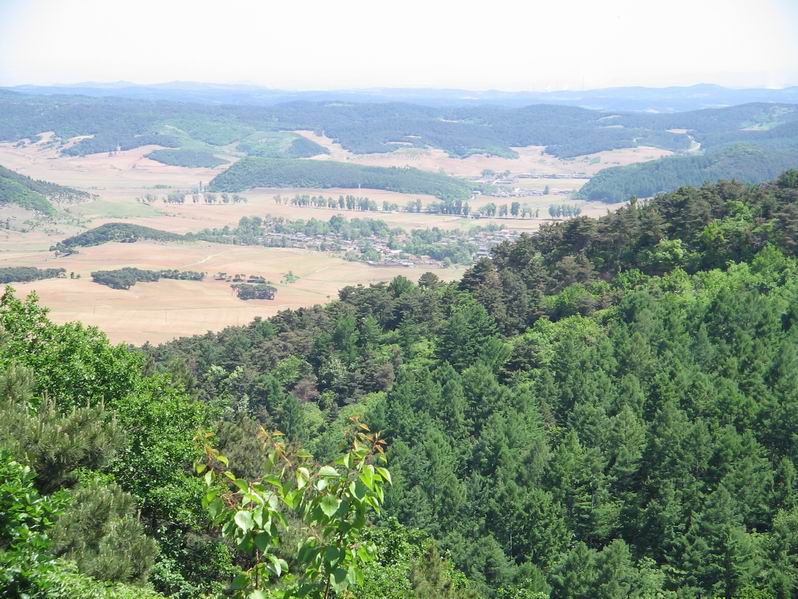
146, 149, 228, 168
5, 172, 798, 597
3, 89, 795, 161
208, 157, 477, 200
4, 89, 798, 199
54, 222, 183, 253
0, 164, 89, 214
579, 144, 798, 201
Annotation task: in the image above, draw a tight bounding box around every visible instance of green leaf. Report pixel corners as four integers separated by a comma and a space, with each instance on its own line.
284, 489, 298, 509
208, 497, 224, 519
359, 465, 375, 490
231, 573, 249, 590
320, 495, 340, 517
235, 510, 254, 533
350, 479, 368, 501
249, 591, 267, 599
323, 546, 341, 566
319, 465, 339, 478
357, 545, 372, 562
296, 467, 308, 490
254, 531, 271, 551
332, 567, 349, 592
269, 553, 284, 576
376, 466, 392, 485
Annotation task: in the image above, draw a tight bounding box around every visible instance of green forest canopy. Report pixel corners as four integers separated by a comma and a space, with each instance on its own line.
4, 171, 798, 597
3, 89, 798, 200
578, 143, 798, 201
54, 222, 182, 253
3, 88, 796, 160
146, 149, 228, 168
208, 157, 478, 201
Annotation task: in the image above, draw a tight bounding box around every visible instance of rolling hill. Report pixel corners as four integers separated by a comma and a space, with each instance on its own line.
3, 87, 798, 200
208, 157, 478, 200
0, 164, 89, 214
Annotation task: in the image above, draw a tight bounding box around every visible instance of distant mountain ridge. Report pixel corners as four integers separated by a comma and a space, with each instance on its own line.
2, 85, 798, 202
8, 82, 798, 112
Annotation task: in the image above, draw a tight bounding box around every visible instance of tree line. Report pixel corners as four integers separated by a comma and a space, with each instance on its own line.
0, 266, 66, 284
91, 268, 205, 290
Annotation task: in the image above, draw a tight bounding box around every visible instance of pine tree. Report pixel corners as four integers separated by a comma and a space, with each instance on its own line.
51, 479, 158, 584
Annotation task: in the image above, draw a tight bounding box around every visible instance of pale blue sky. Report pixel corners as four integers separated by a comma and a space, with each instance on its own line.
1, 0, 797, 90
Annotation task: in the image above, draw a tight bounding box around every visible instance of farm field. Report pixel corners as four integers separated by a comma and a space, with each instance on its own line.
0, 137, 228, 191
0, 136, 630, 343
3, 241, 463, 344
0, 140, 624, 234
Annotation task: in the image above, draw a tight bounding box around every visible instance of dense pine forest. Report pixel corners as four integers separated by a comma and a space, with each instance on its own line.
5, 172, 798, 597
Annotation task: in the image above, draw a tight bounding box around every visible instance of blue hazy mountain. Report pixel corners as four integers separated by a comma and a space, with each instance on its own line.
8, 82, 798, 112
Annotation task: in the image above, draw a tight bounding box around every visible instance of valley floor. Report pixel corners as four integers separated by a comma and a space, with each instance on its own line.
0, 138, 641, 343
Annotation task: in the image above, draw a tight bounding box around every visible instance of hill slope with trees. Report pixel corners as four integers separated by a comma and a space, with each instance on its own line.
0, 164, 89, 215
4, 89, 798, 199
208, 157, 478, 200
5, 172, 798, 597
578, 144, 798, 201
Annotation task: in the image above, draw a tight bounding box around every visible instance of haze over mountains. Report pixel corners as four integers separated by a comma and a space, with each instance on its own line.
8, 82, 798, 112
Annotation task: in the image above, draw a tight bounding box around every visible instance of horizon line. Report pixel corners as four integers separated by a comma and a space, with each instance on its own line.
4, 80, 798, 95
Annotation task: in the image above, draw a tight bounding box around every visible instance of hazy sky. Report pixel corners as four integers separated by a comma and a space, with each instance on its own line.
1, 0, 797, 90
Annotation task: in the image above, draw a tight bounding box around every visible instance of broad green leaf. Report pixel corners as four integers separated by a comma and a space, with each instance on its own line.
323, 546, 341, 566
296, 466, 309, 490
231, 574, 249, 590
269, 553, 284, 576
332, 567, 349, 592
235, 510, 254, 533
319, 465, 339, 478
208, 497, 224, 519
376, 466, 392, 485
350, 480, 368, 502
359, 465, 375, 490
254, 531, 271, 551
320, 495, 340, 517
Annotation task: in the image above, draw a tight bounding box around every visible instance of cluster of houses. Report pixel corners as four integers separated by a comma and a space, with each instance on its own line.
213, 272, 269, 284
258, 228, 518, 267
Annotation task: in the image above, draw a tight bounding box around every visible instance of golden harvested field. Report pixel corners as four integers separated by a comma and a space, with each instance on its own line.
4, 241, 463, 345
